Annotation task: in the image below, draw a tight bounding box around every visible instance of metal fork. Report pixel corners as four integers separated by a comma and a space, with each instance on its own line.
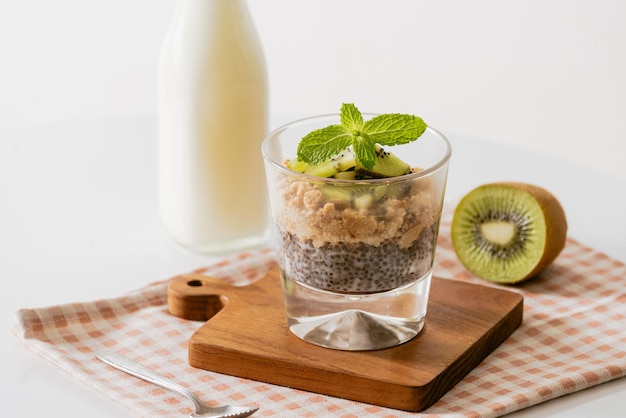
96, 352, 258, 418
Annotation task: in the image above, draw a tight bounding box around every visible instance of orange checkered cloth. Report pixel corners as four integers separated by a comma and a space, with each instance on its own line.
14, 206, 626, 418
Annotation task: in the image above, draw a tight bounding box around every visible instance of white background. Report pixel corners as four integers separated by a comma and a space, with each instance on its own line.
1, 1, 626, 417
1, 0, 625, 183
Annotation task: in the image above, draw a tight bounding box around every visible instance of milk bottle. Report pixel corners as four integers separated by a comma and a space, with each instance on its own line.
158, 0, 270, 253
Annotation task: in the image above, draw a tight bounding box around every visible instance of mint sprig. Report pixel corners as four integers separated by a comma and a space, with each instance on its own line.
297, 103, 427, 170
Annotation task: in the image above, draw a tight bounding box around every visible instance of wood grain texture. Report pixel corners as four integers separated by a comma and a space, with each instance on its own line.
167, 267, 523, 412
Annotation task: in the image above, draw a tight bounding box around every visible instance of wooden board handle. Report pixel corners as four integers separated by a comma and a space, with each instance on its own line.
167, 274, 238, 321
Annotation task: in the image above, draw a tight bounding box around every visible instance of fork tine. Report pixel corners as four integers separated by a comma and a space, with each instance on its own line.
192, 405, 258, 417
97, 352, 258, 418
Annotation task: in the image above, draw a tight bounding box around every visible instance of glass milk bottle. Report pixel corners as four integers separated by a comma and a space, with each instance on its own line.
158, 0, 270, 254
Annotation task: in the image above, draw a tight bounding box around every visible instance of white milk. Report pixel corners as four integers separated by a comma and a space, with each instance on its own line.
158, 0, 270, 253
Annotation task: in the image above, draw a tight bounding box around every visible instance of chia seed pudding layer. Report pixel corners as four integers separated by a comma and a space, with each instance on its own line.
277, 223, 437, 293
270, 169, 443, 293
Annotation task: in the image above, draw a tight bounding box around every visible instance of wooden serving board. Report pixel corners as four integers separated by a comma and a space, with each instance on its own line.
167, 267, 523, 412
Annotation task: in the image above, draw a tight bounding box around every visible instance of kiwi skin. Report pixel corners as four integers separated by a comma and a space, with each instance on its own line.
512, 183, 568, 281
451, 182, 568, 284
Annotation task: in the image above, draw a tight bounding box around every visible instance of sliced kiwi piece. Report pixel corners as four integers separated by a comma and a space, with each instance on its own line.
335, 148, 357, 171
320, 183, 390, 208
451, 182, 567, 284
332, 170, 357, 180
286, 159, 309, 173
355, 146, 410, 178
303, 148, 356, 178
304, 159, 340, 178
291, 145, 410, 179
353, 193, 374, 209
320, 185, 355, 205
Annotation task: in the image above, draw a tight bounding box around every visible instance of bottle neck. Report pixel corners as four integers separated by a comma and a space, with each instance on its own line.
177, 0, 248, 19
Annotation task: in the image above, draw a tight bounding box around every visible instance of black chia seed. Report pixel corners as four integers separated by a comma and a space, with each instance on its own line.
276, 224, 437, 293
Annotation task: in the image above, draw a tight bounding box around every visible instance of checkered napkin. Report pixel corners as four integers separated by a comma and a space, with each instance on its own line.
14, 205, 626, 418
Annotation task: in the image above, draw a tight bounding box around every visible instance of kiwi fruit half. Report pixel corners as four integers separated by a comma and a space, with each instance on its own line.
451, 182, 567, 284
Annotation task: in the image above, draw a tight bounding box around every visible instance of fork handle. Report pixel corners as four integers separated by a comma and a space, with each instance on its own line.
96, 351, 204, 409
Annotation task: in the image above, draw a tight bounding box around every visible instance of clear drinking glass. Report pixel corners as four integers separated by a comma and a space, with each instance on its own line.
262, 114, 451, 350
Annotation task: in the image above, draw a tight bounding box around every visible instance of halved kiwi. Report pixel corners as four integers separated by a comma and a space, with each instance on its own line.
451, 182, 567, 284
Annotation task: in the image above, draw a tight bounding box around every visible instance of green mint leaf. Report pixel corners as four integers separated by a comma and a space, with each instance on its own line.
340, 103, 364, 132
352, 133, 377, 170
297, 124, 353, 165
294, 103, 427, 175
362, 113, 427, 146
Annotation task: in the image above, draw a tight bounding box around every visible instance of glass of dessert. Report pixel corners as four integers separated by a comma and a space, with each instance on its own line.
262, 104, 451, 350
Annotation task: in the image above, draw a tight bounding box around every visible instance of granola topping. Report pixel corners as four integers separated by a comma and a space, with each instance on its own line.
272, 175, 440, 249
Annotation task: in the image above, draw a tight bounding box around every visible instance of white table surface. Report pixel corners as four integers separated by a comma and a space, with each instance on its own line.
1, 114, 625, 417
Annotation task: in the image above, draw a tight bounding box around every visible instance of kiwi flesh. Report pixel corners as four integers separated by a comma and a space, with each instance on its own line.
320, 184, 389, 208
286, 159, 309, 173
287, 146, 410, 179
356, 146, 411, 178
299, 148, 356, 178
451, 182, 567, 284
